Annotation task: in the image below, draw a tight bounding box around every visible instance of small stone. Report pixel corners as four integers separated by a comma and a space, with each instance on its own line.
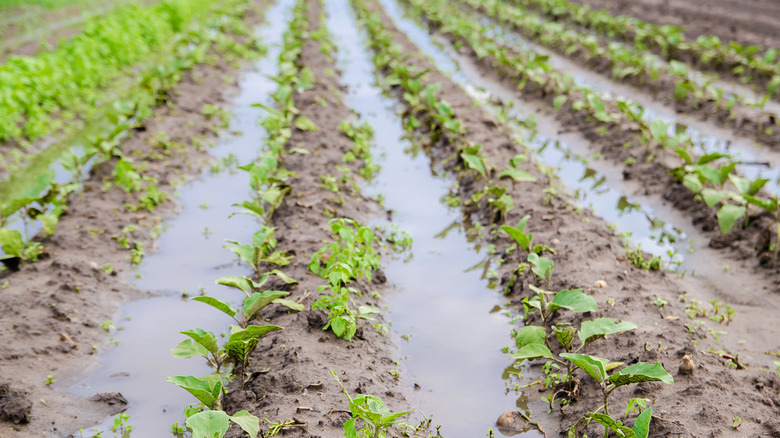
593, 280, 608, 288
496, 411, 530, 434
679, 354, 695, 375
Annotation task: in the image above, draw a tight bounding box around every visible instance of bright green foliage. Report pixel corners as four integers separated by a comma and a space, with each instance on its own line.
333, 370, 412, 438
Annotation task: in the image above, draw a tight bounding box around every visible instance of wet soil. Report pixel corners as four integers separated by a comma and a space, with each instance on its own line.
360, 0, 780, 435
218, 1, 412, 436
0, 2, 269, 435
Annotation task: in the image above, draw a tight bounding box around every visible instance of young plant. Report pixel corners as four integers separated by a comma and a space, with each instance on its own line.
332, 370, 412, 438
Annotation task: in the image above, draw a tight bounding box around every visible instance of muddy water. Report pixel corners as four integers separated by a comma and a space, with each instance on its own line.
324, 0, 540, 436
65, 1, 294, 435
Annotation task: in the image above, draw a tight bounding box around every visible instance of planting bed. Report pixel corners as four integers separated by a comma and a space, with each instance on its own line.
1, 0, 779, 437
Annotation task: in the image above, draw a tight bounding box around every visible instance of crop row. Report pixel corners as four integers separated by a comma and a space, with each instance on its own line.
164, 1, 411, 436
458, 0, 780, 149
398, 0, 780, 264
504, 0, 780, 99
0, 0, 218, 143
0, 0, 263, 269
350, 0, 676, 435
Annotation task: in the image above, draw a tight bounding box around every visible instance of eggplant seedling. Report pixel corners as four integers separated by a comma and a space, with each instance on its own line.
332, 370, 412, 438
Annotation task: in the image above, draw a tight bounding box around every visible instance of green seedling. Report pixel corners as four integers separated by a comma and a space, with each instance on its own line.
332, 370, 412, 438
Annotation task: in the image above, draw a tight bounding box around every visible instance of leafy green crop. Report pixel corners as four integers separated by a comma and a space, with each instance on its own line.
333, 370, 412, 438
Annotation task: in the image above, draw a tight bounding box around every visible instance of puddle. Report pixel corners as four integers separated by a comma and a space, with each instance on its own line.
470, 8, 780, 192
325, 0, 538, 435
65, 1, 295, 435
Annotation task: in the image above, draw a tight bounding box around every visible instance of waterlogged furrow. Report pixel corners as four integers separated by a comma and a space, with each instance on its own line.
396, 0, 780, 266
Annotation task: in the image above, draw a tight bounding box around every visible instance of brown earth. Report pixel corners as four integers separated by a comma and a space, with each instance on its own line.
567, 0, 780, 53
0, 2, 268, 435
358, 0, 780, 436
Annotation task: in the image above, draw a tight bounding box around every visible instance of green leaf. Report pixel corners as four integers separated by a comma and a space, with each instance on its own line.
0, 229, 24, 257
171, 339, 209, 359
166, 375, 222, 409
191, 296, 238, 319
716, 204, 746, 234
498, 167, 536, 182
552, 325, 576, 351
229, 411, 260, 438
649, 119, 668, 140
549, 289, 597, 313
515, 325, 546, 348
560, 353, 608, 383
180, 328, 219, 354
243, 291, 289, 320
216, 276, 254, 295
609, 362, 674, 387
185, 410, 230, 438
700, 188, 729, 207
461, 152, 487, 178
272, 298, 304, 311
743, 194, 778, 212
682, 174, 703, 193
269, 269, 298, 284
510, 344, 553, 361
294, 115, 318, 132
578, 318, 637, 346
344, 418, 359, 438
632, 408, 652, 438
589, 413, 636, 438
553, 95, 567, 110
40, 213, 59, 235
527, 253, 553, 281
224, 242, 257, 267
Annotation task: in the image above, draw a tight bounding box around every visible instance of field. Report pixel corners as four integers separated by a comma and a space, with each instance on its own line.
0, 0, 779, 437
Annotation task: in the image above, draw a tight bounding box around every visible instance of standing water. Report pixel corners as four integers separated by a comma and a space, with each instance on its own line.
67, 1, 295, 435
324, 0, 540, 436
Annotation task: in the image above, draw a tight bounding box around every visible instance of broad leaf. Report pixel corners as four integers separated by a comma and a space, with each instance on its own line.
186, 410, 230, 438
269, 269, 297, 284
171, 339, 209, 359
273, 298, 304, 311
166, 375, 222, 409
549, 289, 597, 313
294, 115, 318, 132
716, 204, 746, 235
515, 325, 546, 349
229, 410, 260, 438
510, 344, 553, 361
243, 291, 289, 320
609, 362, 674, 387
192, 296, 237, 319
498, 167, 536, 182
0, 229, 24, 257
560, 353, 608, 383
632, 408, 652, 438
578, 318, 637, 346
700, 188, 729, 207
461, 152, 487, 178
527, 253, 553, 281
180, 328, 219, 354
216, 276, 254, 295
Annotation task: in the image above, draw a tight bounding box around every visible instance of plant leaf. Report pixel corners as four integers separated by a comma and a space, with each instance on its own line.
461, 153, 487, 178
549, 289, 597, 313
191, 296, 238, 318
589, 413, 636, 438
510, 344, 553, 361
229, 411, 260, 438
515, 325, 546, 349
609, 362, 674, 387
295, 115, 318, 132
243, 291, 289, 320
171, 339, 210, 359
552, 325, 576, 350
716, 204, 746, 235
216, 276, 254, 295
578, 318, 637, 346
272, 298, 304, 311
185, 410, 230, 438
166, 375, 222, 409
560, 353, 608, 383
632, 408, 652, 438
498, 167, 536, 182
180, 328, 219, 354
